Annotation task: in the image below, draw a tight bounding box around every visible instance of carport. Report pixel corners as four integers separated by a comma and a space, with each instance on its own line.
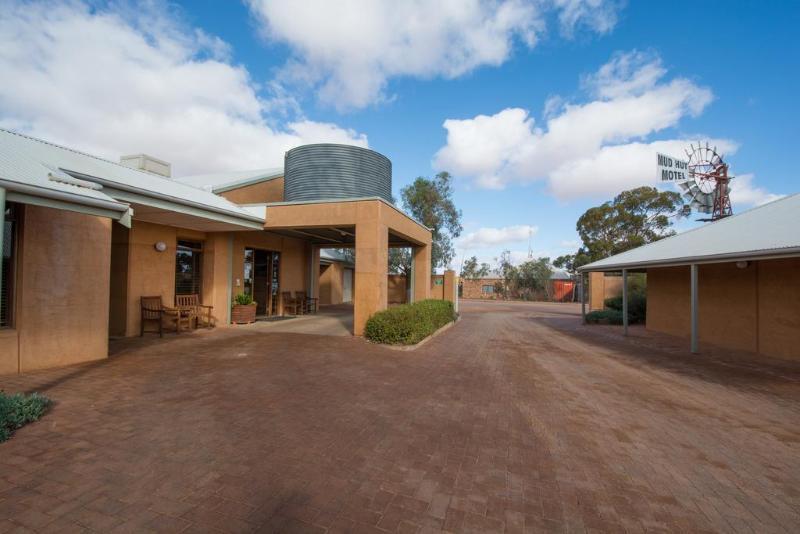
578, 193, 800, 358
263, 197, 432, 335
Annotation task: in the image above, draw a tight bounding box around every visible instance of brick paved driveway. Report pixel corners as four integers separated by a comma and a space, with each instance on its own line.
1, 300, 799, 533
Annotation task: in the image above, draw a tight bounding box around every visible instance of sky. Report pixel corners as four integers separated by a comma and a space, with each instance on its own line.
1, 0, 798, 270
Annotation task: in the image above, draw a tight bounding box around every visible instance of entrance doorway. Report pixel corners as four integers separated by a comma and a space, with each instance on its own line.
343, 268, 353, 303
244, 248, 280, 316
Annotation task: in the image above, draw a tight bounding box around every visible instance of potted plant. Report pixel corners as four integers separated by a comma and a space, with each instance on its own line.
231, 293, 257, 324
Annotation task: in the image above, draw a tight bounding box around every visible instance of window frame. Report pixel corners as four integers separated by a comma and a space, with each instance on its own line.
175, 239, 203, 296
1, 202, 20, 329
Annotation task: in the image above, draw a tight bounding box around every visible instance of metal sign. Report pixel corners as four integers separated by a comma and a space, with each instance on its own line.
657, 152, 690, 182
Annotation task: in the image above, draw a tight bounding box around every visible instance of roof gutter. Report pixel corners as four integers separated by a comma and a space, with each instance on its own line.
0, 178, 129, 213
577, 247, 800, 272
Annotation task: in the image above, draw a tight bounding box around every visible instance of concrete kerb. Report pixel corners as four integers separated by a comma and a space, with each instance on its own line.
374, 315, 461, 352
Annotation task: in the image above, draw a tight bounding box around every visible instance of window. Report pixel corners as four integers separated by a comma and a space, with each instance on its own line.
481, 285, 494, 294
1, 203, 18, 328
175, 240, 203, 295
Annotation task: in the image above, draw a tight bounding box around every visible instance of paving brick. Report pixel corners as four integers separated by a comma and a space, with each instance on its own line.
0, 301, 798, 533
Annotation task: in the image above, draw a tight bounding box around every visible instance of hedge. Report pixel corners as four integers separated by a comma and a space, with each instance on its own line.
585, 309, 624, 325
604, 292, 647, 324
365, 299, 456, 345
0, 392, 52, 442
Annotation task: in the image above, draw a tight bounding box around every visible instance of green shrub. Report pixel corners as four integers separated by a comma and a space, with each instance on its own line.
365, 300, 456, 345
233, 293, 254, 305
586, 309, 624, 325
603, 292, 647, 324
0, 392, 52, 442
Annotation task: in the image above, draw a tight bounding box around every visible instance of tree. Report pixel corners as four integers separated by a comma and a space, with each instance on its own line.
460, 256, 490, 280
516, 257, 552, 300
575, 186, 685, 265
388, 248, 411, 276
400, 172, 462, 271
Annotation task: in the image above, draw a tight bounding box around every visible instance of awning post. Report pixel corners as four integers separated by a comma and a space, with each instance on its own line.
622, 269, 628, 336
0, 187, 5, 325
690, 264, 698, 353
580, 272, 586, 323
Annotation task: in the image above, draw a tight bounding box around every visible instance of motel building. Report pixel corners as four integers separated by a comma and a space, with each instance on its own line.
578, 193, 800, 359
0, 129, 432, 375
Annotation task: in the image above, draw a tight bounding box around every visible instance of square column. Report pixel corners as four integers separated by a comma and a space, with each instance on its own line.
412, 245, 431, 302
309, 245, 321, 299
354, 221, 388, 335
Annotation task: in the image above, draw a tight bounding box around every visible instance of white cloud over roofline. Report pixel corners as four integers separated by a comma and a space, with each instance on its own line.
0, 1, 367, 177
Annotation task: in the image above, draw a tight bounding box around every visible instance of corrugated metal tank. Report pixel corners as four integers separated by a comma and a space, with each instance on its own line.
284, 144, 392, 203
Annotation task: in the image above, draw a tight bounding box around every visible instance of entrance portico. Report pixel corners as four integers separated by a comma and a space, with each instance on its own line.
263, 197, 432, 335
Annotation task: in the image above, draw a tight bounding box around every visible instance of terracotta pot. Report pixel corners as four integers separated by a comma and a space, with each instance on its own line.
231, 303, 257, 324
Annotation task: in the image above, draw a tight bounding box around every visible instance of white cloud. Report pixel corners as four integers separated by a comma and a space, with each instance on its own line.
246, 0, 621, 110
559, 240, 580, 248
554, 0, 620, 38
729, 173, 784, 207
434, 50, 722, 198
0, 1, 367, 176
458, 224, 538, 249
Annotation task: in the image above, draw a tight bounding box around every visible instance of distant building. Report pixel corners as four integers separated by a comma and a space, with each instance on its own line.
460, 267, 576, 302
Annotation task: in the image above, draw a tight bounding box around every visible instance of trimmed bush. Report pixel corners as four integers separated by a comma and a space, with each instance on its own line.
365, 300, 456, 345
0, 392, 52, 442
604, 292, 647, 324
585, 309, 624, 325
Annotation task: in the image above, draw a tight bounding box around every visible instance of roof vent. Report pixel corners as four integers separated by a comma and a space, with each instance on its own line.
120, 154, 171, 178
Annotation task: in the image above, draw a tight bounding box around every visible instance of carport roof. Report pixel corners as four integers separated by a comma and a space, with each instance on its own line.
579, 192, 800, 271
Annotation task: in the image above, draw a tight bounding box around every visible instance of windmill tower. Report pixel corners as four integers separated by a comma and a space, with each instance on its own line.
680, 142, 733, 221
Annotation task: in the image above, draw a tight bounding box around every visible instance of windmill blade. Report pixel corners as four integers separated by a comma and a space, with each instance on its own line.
678, 181, 692, 192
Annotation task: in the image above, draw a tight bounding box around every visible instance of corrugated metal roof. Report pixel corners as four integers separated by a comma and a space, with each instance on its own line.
0, 129, 262, 224
578, 192, 800, 271
175, 168, 283, 193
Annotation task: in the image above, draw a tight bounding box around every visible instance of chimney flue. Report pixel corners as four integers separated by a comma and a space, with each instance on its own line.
120, 154, 171, 178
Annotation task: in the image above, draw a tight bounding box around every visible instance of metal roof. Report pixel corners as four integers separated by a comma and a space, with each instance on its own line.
578, 192, 800, 272
0, 129, 263, 228
175, 168, 283, 193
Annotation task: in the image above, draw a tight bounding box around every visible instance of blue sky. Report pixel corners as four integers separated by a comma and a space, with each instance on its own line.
1, 1, 798, 269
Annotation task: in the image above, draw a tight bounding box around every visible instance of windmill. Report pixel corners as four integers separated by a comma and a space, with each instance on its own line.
657, 142, 733, 221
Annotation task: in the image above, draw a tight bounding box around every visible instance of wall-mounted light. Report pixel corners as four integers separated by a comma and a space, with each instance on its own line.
154, 241, 167, 252
736, 261, 749, 269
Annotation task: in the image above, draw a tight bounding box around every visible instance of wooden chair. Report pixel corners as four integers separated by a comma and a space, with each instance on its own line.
176, 294, 214, 328
140, 296, 191, 337
296, 291, 318, 314
281, 291, 302, 315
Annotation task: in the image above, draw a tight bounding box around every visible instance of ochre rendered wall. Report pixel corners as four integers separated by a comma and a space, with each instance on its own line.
758, 258, 800, 359
17, 207, 111, 372
646, 259, 800, 359
123, 222, 208, 336
320, 262, 345, 305
589, 272, 623, 310
388, 274, 407, 304
219, 177, 284, 204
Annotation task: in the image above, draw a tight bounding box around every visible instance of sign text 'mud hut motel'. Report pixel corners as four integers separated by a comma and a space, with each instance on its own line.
657, 152, 690, 182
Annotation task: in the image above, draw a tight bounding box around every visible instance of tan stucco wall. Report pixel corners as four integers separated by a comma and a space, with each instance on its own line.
122, 222, 208, 336
646, 259, 800, 359
758, 258, 800, 358
16, 207, 111, 372
218, 177, 284, 204
589, 272, 623, 310
320, 262, 345, 305
388, 274, 407, 304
